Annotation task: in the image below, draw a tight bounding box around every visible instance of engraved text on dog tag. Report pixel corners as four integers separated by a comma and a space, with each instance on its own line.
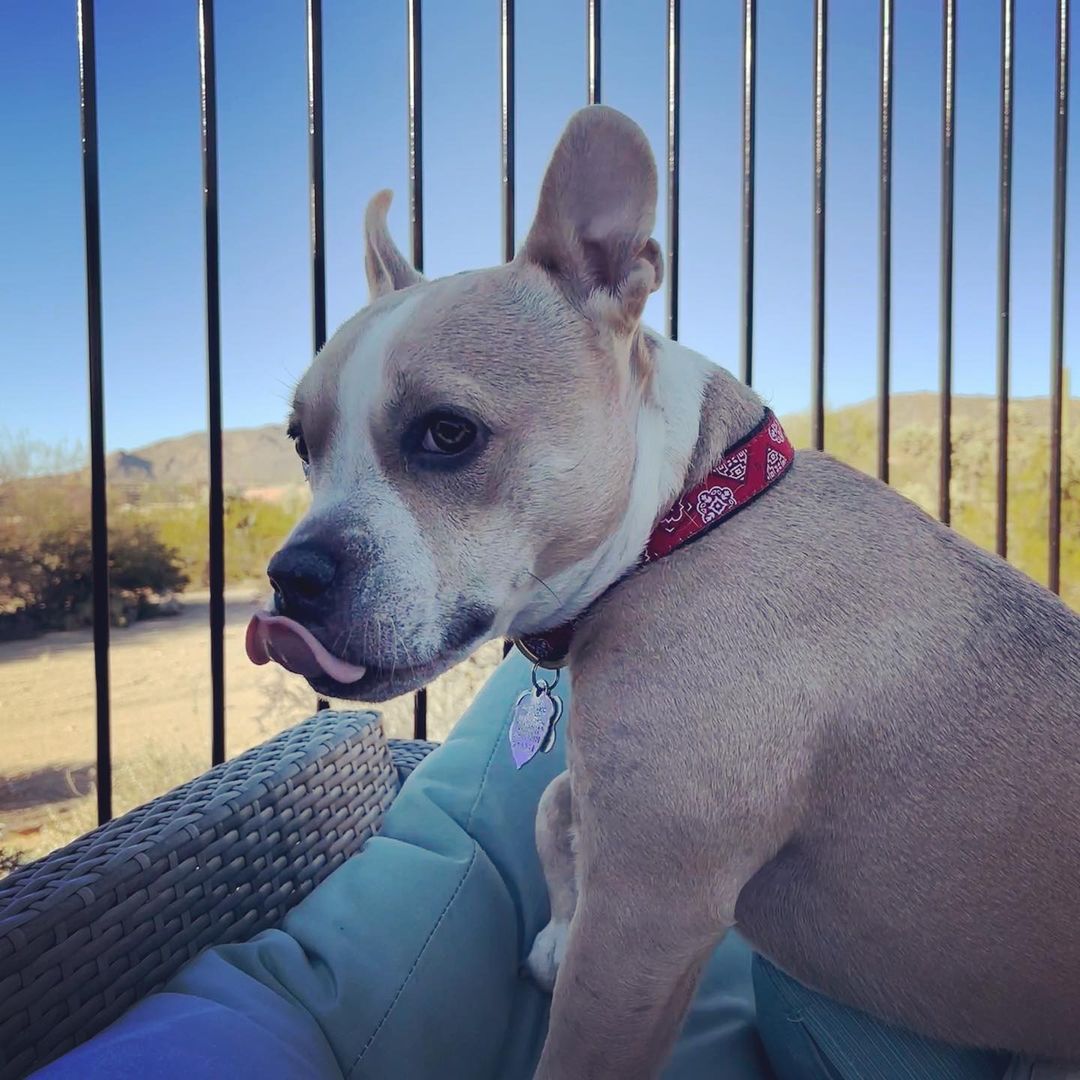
509, 686, 563, 769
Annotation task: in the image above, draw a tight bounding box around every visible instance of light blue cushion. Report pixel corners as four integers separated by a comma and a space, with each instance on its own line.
34, 652, 769, 1079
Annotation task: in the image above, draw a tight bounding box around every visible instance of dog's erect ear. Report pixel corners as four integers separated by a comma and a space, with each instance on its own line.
521, 106, 662, 328
364, 190, 423, 300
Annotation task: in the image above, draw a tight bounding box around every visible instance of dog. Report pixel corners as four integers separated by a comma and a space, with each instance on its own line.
247, 106, 1080, 1078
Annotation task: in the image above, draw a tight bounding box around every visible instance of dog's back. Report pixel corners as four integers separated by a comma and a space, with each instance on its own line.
592, 449, 1080, 1059
739, 455, 1080, 1056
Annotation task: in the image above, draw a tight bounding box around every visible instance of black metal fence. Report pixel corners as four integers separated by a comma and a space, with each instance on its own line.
67, 0, 1069, 825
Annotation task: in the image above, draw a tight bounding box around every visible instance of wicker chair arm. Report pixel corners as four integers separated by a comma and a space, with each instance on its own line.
0, 712, 438, 1079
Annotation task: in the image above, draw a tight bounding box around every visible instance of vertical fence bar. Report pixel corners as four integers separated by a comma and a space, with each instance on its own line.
877, 0, 893, 483
408, 0, 427, 738
198, 0, 227, 765
811, 0, 827, 451
587, 0, 601, 105
667, 0, 680, 341
77, 0, 112, 825
307, 0, 327, 353
307, 0, 330, 712
1049, 0, 1069, 593
740, 0, 756, 386
996, 0, 1014, 558
502, 0, 516, 660
501, 0, 515, 264
407, 0, 424, 277
939, 0, 956, 525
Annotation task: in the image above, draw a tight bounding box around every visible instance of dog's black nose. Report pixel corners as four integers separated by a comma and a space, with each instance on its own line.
267, 542, 337, 618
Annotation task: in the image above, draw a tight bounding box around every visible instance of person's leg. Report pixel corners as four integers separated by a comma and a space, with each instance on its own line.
752, 953, 1013, 1080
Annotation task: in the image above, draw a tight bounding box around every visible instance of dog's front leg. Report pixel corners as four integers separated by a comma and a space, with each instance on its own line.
531, 692, 803, 1079
533, 854, 721, 1080
527, 771, 577, 991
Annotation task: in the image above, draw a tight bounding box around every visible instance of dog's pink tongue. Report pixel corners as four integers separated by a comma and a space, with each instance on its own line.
245, 610, 366, 685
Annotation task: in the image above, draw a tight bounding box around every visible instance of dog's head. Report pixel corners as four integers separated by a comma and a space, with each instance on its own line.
247, 106, 668, 700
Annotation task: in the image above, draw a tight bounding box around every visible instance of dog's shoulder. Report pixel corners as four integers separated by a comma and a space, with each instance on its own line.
573, 445, 1078, 726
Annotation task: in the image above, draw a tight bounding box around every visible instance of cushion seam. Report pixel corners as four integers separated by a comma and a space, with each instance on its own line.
345, 842, 479, 1076
464, 706, 511, 835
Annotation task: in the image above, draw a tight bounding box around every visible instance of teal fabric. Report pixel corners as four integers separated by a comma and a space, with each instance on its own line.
197, 649, 566, 1080
752, 954, 1012, 1080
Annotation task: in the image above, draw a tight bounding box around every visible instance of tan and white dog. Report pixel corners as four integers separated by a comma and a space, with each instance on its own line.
247, 106, 1080, 1078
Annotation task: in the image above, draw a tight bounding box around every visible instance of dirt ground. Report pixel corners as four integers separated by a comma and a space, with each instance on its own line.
0, 589, 503, 870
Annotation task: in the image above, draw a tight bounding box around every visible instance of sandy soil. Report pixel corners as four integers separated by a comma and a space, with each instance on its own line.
0, 589, 502, 869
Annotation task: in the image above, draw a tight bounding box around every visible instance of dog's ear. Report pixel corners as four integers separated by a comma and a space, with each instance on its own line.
364, 190, 423, 300
521, 106, 662, 330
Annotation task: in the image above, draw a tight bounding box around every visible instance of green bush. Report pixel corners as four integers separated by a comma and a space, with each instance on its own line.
147, 493, 304, 587
0, 474, 303, 641
0, 482, 189, 638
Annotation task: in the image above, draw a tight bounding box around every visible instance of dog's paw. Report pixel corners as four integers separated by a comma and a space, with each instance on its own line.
524, 920, 569, 993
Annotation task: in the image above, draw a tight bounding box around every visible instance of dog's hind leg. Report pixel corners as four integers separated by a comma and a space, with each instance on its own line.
526, 771, 577, 992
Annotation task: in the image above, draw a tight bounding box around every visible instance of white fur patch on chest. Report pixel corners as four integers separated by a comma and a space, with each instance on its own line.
514, 334, 712, 632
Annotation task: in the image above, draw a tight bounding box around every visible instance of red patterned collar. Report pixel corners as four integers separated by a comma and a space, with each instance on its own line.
514, 409, 795, 669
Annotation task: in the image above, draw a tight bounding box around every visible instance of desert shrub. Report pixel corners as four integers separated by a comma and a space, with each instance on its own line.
0, 428, 300, 638
222, 495, 302, 584
112, 523, 189, 595
0, 481, 188, 638
0, 849, 24, 876
148, 494, 303, 587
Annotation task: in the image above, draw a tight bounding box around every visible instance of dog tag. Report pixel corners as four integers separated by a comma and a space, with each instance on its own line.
509, 683, 563, 769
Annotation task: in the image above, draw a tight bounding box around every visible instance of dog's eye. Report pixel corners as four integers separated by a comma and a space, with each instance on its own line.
420, 412, 478, 456
288, 427, 311, 477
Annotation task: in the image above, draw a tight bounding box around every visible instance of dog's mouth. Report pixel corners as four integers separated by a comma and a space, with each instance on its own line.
245, 610, 450, 701
246, 601, 497, 701
246, 610, 368, 688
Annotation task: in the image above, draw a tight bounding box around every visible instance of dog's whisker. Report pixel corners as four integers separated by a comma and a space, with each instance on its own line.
526, 571, 562, 608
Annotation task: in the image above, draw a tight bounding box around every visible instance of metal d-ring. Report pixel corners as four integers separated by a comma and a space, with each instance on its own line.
531, 663, 560, 694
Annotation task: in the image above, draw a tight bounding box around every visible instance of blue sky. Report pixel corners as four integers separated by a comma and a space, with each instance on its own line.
0, 0, 1075, 457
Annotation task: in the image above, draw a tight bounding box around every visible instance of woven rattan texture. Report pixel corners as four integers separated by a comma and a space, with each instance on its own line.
0, 711, 403, 1079
387, 738, 439, 782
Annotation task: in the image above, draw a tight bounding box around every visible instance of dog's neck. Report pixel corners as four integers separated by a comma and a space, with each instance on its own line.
508, 332, 765, 639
